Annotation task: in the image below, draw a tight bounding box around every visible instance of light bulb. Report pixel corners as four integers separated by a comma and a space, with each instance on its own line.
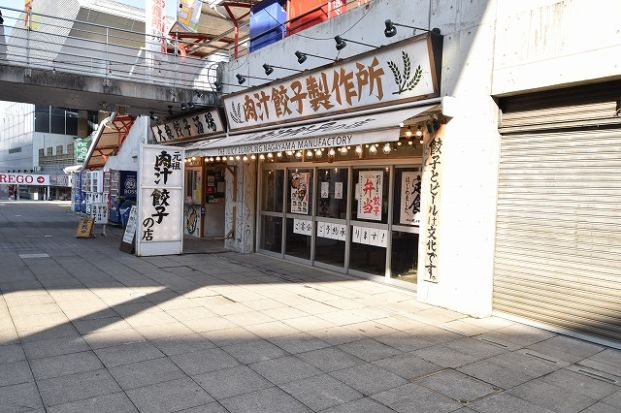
242, 155, 248, 161
215, 156, 221, 161
235, 155, 241, 160
328, 148, 336, 157
339, 147, 348, 154
286, 150, 293, 156
315, 149, 322, 158
399, 122, 404, 127
191, 156, 196, 161
295, 151, 302, 158
277, 152, 283, 157
406, 129, 413, 137
306, 150, 313, 158
267, 152, 273, 158
355, 145, 363, 154
397, 142, 402, 146
408, 140, 413, 146
382, 143, 391, 154
416, 127, 423, 137
369, 145, 378, 154
250, 154, 256, 160
259, 154, 265, 160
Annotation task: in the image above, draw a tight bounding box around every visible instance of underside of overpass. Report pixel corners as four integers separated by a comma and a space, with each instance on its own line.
0, 64, 221, 117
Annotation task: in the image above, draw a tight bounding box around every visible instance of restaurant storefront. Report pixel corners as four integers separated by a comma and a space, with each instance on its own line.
187, 32, 449, 287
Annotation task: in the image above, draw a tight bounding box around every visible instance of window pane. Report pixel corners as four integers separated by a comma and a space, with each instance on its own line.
285, 217, 311, 260
51, 107, 65, 134
34, 105, 49, 133
316, 168, 347, 219
390, 231, 418, 283
315, 237, 345, 267
261, 169, 284, 212
66, 109, 78, 135
393, 168, 421, 226
87, 111, 99, 134
287, 168, 313, 216
349, 241, 386, 275
261, 215, 282, 253
351, 168, 389, 224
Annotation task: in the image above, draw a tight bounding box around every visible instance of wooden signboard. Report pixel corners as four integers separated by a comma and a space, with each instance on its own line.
120, 205, 137, 254
76, 218, 95, 238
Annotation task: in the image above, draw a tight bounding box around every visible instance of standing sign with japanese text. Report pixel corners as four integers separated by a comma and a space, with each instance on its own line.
224, 34, 440, 131
150, 109, 225, 144
136, 144, 185, 256
290, 172, 310, 214
357, 171, 383, 221
400, 171, 422, 226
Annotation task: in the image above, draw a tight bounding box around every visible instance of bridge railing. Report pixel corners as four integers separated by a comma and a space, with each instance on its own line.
0, 6, 223, 92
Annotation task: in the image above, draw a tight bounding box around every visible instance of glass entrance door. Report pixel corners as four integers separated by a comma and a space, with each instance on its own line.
285, 168, 313, 261
314, 167, 349, 269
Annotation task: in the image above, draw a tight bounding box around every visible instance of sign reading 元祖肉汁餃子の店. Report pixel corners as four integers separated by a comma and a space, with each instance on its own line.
223, 34, 440, 131
136, 144, 185, 256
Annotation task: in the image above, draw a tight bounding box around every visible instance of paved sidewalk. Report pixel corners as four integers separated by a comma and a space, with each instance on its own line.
0, 201, 620, 413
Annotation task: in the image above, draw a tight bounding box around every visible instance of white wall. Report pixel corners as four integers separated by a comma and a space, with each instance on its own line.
104, 115, 148, 172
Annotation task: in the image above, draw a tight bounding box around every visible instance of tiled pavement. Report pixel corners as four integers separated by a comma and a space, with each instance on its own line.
0, 201, 620, 413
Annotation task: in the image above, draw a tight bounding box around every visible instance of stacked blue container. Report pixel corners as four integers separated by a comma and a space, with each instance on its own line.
249, 0, 287, 53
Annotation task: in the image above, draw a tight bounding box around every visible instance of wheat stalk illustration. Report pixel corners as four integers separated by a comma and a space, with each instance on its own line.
388, 51, 423, 94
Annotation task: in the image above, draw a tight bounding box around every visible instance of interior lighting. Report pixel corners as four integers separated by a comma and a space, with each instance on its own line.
277, 152, 283, 158
397, 141, 402, 146
295, 151, 303, 158
250, 154, 256, 160
405, 128, 413, 137
242, 155, 248, 161
369, 145, 378, 154
408, 140, 413, 146
382, 143, 392, 154
215, 156, 221, 161
328, 148, 336, 157
416, 126, 423, 137
267, 152, 273, 158
306, 150, 313, 158
315, 149, 322, 157
339, 146, 348, 154
399, 122, 404, 127
259, 154, 266, 160
235, 155, 241, 160
355, 145, 363, 154
286, 150, 294, 156
191, 156, 196, 161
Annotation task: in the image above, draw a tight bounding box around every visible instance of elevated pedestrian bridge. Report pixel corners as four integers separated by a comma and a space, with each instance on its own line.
0, 6, 221, 115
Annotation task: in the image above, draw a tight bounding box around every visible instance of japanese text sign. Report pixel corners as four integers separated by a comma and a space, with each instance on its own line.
293, 219, 313, 236
151, 109, 225, 144
352, 225, 388, 248
317, 221, 346, 241
357, 171, 383, 221
422, 137, 443, 282
400, 171, 422, 226
224, 34, 439, 131
136, 144, 185, 257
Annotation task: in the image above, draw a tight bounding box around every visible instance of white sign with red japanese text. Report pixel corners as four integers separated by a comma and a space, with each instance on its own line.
400, 171, 422, 226
352, 225, 388, 248
224, 34, 438, 131
0, 173, 49, 186
357, 171, 383, 221
151, 109, 225, 144
136, 144, 185, 257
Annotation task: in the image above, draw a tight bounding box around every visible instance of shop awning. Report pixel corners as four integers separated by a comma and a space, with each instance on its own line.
186, 104, 439, 157
83, 113, 136, 170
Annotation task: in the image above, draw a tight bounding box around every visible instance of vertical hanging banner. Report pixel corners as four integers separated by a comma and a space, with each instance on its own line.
136, 144, 185, 256
177, 0, 202, 32
357, 171, 383, 221
421, 136, 443, 282
145, 0, 167, 57
400, 171, 422, 226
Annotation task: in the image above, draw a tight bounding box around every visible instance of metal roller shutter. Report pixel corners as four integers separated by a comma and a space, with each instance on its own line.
494, 127, 621, 344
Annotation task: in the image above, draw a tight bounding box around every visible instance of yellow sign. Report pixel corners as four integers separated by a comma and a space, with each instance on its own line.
76, 218, 95, 238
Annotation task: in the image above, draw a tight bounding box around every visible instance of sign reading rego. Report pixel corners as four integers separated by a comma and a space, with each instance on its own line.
224, 34, 440, 131
0, 173, 49, 186
136, 144, 185, 257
